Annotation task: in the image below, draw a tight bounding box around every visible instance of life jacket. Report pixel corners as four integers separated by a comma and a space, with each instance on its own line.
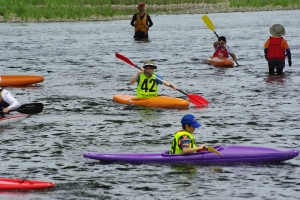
137, 73, 158, 98
266, 37, 285, 60
170, 130, 196, 154
213, 46, 229, 58
135, 13, 148, 33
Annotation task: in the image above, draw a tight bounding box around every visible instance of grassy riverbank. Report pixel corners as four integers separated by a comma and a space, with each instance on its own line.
0, 0, 299, 22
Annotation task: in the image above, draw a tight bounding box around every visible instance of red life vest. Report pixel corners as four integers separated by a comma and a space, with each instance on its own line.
213, 46, 229, 58
266, 37, 285, 60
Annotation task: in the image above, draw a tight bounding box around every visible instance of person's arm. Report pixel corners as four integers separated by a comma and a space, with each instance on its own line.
182, 145, 206, 154
225, 46, 237, 61
213, 41, 220, 48
156, 74, 177, 90
230, 52, 237, 61
2, 90, 20, 113
147, 15, 153, 27
264, 48, 268, 60
130, 69, 143, 84
130, 14, 137, 27
286, 48, 292, 66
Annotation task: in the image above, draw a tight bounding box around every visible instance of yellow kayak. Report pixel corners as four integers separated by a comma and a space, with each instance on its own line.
113, 94, 189, 107
207, 56, 234, 68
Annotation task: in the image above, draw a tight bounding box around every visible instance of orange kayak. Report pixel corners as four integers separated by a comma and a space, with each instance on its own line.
0, 75, 44, 86
113, 94, 189, 107
207, 57, 234, 68
0, 178, 55, 190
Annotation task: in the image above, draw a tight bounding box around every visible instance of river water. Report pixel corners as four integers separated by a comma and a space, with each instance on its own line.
0, 10, 300, 200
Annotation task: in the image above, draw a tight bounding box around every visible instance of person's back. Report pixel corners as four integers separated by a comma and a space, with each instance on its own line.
264, 24, 292, 74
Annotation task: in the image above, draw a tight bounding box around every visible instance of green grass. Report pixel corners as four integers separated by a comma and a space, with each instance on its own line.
229, 0, 299, 7
0, 0, 299, 21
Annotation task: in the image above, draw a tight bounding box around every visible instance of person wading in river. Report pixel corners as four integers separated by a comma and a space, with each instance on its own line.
264, 24, 292, 75
130, 2, 153, 40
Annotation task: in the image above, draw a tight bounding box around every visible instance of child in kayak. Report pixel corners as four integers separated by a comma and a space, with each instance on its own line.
0, 87, 20, 115
170, 114, 206, 154
264, 24, 292, 74
213, 36, 237, 62
129, 60, 177, 98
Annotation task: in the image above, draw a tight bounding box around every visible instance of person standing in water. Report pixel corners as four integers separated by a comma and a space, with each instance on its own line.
130, 2, 153, 40
264, 24, 292, 74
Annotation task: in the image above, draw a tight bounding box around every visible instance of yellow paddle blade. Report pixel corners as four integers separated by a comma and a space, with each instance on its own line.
207, 146, 223, 156
202, 15, 214, 32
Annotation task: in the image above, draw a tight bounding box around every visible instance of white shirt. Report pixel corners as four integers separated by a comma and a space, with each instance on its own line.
1, 89, 21, 110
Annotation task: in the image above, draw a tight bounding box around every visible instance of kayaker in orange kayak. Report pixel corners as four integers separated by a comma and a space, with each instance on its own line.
130, 60, 177, 98
0, 87, 21, 114
213, 36, 237, 62
130, 2, 153, 40
170, 114, 206, 154
264, 24, 292, 75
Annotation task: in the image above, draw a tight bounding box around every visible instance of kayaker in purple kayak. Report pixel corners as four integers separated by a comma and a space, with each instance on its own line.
170, 114, 206, 154
0, 87, 20, 115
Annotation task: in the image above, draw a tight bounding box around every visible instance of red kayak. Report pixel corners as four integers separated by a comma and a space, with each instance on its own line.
0, 178, 55, 190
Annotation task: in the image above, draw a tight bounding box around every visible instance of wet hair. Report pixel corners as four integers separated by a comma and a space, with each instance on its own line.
218, 36, 226, 42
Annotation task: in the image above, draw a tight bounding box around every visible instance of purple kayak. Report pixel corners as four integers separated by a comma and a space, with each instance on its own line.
83, 145, 299, 165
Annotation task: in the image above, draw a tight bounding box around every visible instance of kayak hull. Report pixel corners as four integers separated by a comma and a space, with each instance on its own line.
0, 178, 55, 190
0, 113, 28, 125
83, 145, 299, 165
113, 94, 189, 107
0, 75, 44, 86
207, 57, 234, 67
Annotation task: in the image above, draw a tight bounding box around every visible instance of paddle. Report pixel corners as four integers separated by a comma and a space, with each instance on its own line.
115, 52, 209, 107
207, 146, 223, 156
202, 15, 240, 66
7, 103, 43, 114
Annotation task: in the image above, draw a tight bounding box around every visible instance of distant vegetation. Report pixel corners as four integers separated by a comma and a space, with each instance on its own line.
0, 0, 299, 22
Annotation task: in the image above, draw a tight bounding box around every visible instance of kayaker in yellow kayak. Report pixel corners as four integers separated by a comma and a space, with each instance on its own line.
213, 36, 237, 62
130, 60, 177, 98
170, 114, 206, 154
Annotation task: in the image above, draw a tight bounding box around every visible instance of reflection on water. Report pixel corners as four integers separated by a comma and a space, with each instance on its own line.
264, 74, 287, 85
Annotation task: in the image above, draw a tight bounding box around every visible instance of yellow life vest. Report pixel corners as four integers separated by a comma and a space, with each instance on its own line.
136, 73, 158, 98
135, 13, 148, 33
170, 130, 196, 154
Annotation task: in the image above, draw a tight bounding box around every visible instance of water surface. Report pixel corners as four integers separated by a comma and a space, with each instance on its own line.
0, 10, 300, 200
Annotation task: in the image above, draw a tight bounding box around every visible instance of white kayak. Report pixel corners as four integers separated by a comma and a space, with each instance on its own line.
0, 113, 29, 125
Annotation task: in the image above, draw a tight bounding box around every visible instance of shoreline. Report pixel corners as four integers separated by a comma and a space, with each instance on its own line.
0, 3, 299, 23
